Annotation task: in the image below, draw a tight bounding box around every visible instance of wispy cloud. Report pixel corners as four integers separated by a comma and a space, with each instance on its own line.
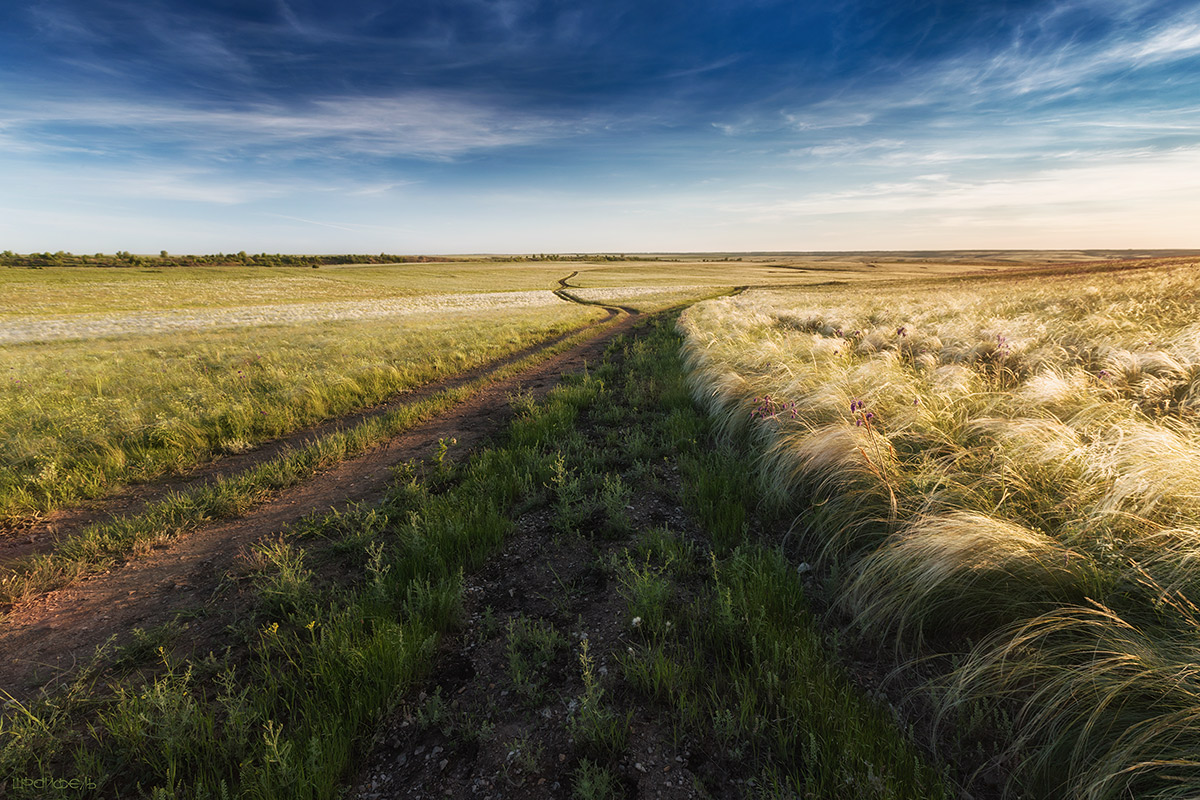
2, 0, 1198, 252
936, 6, 1200, 102
1, 91, 594, 161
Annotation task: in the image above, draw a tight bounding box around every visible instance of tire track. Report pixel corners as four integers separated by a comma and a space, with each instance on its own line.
0, 297, 640, 702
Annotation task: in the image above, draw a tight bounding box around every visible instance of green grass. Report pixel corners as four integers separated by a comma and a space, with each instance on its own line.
620, 543, 950, 798
1, 356, 604, 799
505, 614, 567, 701
604, 316, 949, 797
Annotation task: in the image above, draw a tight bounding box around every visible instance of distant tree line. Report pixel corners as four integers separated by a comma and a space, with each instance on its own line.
0, 251, 679, 268
492, 253, 672, 262
0, 251, 460, 268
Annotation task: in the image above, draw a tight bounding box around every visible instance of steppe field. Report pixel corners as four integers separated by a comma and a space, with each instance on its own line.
3, 251, 1200, 800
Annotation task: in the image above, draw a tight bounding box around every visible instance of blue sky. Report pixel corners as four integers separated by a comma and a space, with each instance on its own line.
2, 0, 1199, 253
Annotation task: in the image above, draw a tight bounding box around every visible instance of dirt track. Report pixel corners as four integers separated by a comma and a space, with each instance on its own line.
0, 304, 638, 702
0, 316, 609, 565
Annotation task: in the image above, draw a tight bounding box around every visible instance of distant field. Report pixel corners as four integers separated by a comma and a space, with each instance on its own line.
3, 251, 1124, 317
678, 256, 1200, 797
0, 263, 572, 316
0, 290, 571, 344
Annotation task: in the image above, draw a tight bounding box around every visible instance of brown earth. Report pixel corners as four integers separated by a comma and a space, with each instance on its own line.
343, 492, 727, 800
0, 308, 637, 703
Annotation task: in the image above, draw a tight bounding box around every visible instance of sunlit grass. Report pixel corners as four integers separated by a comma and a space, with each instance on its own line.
0, 304, 604, 523
1, 253, 1009, 316
0, 263, 574, 315
678, 260, 1200, 797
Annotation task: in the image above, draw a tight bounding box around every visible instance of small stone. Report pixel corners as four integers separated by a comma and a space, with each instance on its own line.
635, 762, 647, 773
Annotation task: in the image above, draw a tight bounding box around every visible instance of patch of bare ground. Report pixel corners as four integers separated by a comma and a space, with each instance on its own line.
340, 489, 994, 800
343, 473, 743, 800
0, 311, 633, 703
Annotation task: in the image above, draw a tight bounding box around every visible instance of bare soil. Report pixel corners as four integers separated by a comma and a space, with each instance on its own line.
0, 310, 634, 703
343, 455, 747, 800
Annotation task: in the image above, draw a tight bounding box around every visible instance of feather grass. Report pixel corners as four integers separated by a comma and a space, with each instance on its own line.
679, 260, 1200, 798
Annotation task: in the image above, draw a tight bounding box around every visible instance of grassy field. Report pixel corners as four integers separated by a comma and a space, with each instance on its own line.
7, 252, 1200, 798
1, 313, 951, 800
678, 256, 1200, 798
2, 251, 1090, 317
0, 304, 609, 524
0, 264, 576, 316
0, 255, 989, 523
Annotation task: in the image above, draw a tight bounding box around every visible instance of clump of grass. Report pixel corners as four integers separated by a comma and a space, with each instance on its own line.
573, 757, 620, 800
761, 422, 900, 563
943, 599, 1200, 799
845, 512, 1103, 648
247, 537, 317, 619
506, 615, 566, 700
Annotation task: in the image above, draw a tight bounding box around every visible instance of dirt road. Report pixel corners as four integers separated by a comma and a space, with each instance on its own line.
0, 298, 638, 702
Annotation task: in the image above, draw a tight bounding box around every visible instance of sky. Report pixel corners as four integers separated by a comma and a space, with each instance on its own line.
2, 0, 1199, 253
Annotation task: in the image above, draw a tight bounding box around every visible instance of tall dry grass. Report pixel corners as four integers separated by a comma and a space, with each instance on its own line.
678, 260, 1200, 797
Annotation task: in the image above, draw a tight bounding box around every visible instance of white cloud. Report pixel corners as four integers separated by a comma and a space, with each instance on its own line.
943, 8, 1200, 101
